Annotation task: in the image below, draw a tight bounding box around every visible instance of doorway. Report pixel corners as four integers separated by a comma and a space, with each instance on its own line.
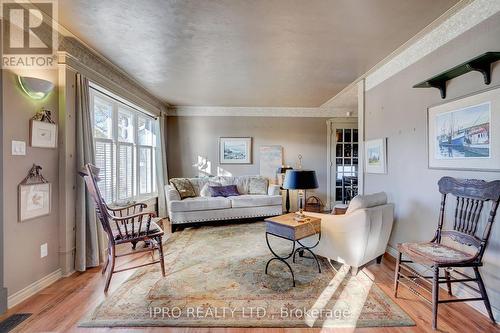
326, 118, 359, 211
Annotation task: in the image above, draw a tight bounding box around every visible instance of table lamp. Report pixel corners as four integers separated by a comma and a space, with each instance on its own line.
277, 166, 293, 213
283, 170, 318, 222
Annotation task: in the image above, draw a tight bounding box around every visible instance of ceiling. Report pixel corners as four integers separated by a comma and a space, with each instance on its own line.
57, 0, 459, 107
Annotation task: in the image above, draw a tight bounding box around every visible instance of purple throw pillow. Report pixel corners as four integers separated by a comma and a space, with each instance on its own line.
209, 185, 240, 197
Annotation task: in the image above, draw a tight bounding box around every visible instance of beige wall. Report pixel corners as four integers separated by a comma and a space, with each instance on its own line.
2, 69, 60, 296
167, 116, 330, 205
364, 12, 500, 318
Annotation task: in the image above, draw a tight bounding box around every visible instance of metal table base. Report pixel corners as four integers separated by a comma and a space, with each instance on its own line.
264, 231, 321, 287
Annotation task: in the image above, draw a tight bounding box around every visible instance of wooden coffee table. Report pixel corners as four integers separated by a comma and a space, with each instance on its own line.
264, 213, 322, 287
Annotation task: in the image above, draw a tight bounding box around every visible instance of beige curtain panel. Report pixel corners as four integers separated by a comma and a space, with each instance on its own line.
75, 73, 104, 271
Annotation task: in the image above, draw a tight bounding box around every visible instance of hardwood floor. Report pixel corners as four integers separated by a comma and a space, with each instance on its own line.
1, 225, 498, 333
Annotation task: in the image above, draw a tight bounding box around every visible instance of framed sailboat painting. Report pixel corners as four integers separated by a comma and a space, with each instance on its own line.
427, 86, 500, 171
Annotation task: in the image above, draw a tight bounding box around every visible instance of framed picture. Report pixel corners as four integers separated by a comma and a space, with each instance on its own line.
219, 137, 252, 164
30, 120, 57, 148
365, 138, 387, 174
428, 86, 500, 171
19, 183, 51, 221
259, 145, 283, 183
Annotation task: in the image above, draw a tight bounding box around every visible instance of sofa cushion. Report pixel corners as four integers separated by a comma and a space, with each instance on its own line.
169, 197, 231, 212
199, 180, 223, 197
212, 176, 249, 194
210, 185, 240, 197
248, 176, 268, 195
346, 192, 387, 214
230, 195, 282, 208
170, 178, 196, 199
187, 178, 207, 196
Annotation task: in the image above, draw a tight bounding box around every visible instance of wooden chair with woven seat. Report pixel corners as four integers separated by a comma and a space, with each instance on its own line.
394, 176, 500, 330
80, 163, 166, 292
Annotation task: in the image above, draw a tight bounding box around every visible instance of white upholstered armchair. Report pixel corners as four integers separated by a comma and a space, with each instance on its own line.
303, 192, 394, 275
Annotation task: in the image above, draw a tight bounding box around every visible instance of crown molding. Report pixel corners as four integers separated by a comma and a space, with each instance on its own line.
168, 106, 357, 117
58, 38, 164, 115
365, 0, 500, 91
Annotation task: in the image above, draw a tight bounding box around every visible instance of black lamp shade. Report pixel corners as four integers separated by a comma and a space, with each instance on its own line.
283, 170, 318, 190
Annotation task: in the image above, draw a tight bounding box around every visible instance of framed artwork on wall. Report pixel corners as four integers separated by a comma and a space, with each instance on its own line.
18, 164, 51, 222
259, 145, 283, 184
19, 183, 51, 221
219, 137, 252, 164
427, 86, 500, 171
30, 119, 57, 148
365, 138, 387, 174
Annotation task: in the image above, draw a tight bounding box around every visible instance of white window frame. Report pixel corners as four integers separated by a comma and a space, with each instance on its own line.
90, 86, 157, 204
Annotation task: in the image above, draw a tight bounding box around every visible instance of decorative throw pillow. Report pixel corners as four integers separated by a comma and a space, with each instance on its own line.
209, 185, 240, 197
248, 176, 268, 195
199, 180, 223, 197
170, 178, 196, 199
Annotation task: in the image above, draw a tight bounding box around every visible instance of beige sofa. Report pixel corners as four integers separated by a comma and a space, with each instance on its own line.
165, 176, 283, 231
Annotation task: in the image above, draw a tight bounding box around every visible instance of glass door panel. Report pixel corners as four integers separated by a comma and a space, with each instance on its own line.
334, 126, 359, 204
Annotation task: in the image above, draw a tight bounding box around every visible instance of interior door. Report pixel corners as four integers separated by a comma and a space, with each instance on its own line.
327, 119, 359, 210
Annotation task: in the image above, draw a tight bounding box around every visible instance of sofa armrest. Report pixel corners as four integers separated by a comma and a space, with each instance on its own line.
165, 184, 181, 202
268, 184, 281, 196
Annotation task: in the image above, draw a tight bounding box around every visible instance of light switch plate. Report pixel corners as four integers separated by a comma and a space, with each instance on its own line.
12, 140, 26, 155
40, 243, 48, 258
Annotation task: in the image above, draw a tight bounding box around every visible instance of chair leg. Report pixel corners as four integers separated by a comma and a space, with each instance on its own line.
150, 244, 156, 261
102, 251, 110, 275
394, 252, 402, 297
157, 236, 166, 277
376, 254, 383, 264
432, 267, 439, 330
131, 241, 138, 250
474, 267, 496, 324
104, 245, 116, 293
445, 270, 452, 296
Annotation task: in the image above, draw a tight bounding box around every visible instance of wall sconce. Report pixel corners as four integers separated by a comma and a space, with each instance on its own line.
17, 76, 54, 100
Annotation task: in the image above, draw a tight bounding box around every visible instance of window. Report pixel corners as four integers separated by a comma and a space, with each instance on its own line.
90, 87, 157, 203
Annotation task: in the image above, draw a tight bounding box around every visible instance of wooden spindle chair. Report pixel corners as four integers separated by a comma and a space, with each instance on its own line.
80, 163, 166, 292
394, 176, 500, 330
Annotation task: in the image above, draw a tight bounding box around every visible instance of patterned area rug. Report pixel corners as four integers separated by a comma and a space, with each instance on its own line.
81, 222, 414, 328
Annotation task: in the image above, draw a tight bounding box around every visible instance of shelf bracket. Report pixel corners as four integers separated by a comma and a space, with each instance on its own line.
466, 62, 492, 85
428, 80, 447, 99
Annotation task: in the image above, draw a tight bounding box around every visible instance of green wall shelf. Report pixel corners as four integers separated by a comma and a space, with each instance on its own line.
413, 52, 500, 99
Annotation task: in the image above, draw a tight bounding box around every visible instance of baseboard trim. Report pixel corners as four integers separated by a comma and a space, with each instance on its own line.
7, 269, 62, 309
62, 269, 76, 278
385, 245, 499, 321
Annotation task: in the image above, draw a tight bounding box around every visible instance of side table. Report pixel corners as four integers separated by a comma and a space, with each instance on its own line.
264, 213, 321, 287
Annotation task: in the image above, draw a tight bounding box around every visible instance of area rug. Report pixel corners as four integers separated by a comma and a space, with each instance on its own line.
80, 222, 414, 328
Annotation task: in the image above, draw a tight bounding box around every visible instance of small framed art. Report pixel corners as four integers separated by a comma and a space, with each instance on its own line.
219, 137, 252, 164
30, 119, 57, 148
365, 138, 387, 174
19, 182, 51, 221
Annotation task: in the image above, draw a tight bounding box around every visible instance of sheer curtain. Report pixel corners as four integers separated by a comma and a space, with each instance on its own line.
75, 73, 104, 271
155, 109, 169, 217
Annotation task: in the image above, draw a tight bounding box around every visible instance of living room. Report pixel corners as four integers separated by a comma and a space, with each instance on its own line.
1, 0, 500, 332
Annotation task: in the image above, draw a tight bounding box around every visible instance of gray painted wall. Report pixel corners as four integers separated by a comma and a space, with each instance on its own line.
167, 116, 329, 204
2, 69, 60, 297
365, 12, 500, 318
